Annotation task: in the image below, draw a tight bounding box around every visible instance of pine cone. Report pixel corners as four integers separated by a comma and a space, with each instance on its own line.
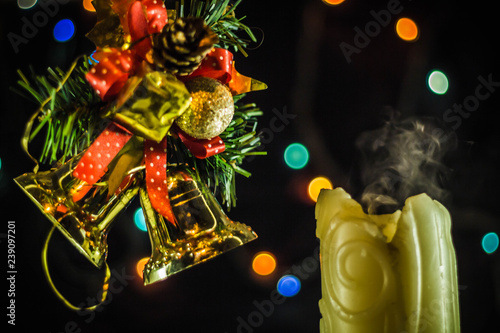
152, 17, 219, 76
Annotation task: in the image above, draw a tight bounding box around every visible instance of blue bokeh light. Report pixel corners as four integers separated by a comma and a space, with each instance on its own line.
277, 275, 301, 297
53, 19, 75, 42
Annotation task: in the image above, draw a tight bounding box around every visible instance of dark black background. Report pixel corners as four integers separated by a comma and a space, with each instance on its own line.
0, 0, 499, 332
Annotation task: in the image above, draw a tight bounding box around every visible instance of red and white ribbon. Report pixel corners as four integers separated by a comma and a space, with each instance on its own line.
144, 138, 176, 225
73, 123, 133, 184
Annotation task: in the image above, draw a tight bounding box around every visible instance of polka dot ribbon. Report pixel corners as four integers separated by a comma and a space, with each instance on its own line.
73, 123, 133, 184
86, 49, 137, 101
144, 138, 176, 224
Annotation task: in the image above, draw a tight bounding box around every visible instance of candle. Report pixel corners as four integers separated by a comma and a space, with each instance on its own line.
316, 187, 460, 333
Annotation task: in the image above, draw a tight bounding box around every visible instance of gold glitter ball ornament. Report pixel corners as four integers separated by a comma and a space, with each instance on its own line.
175, 77, 234, 139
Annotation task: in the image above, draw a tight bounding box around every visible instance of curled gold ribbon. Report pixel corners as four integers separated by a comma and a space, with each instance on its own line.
41, 224, 111, 311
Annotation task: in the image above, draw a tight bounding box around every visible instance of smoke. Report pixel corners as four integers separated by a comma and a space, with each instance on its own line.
356, 116, 457, 214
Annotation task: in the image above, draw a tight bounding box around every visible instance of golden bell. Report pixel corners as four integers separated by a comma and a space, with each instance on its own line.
14, 156, 140, 268
140, 164, 257, 285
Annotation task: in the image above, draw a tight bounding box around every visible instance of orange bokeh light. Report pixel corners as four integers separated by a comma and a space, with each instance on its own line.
308, 176, 333, 202
83, 0, 96, 12
136, 257, 150, 279
396, 18, 419, 41
322, 0, 345, 5
252, 252, 277, 276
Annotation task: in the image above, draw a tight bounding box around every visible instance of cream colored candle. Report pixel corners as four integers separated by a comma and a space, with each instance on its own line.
316, 188, 460, 333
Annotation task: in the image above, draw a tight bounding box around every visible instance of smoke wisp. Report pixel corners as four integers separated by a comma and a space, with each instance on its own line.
356, 116, 457, 214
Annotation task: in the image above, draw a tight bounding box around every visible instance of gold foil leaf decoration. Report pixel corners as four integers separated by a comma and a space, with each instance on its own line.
108, 71, 192, 142
228, 61, 267, 95
86, 0, 128, 48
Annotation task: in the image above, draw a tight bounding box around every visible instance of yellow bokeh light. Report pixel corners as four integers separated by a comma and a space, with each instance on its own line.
83, 0, 96, 12
136, 257, 150, 279
322, 0, 345, 5
252, 252, 277, 276
43, 204, 53, 213
396, 18, 419, 41
308, 176, 333, 202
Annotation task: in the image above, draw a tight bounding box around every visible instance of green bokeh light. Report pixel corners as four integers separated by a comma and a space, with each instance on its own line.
17, 0, 37, 9
427, 70, 449, 95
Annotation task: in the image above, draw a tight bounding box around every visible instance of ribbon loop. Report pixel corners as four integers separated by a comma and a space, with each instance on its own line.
142, 0, 169, 34
177, 128, 225, 159
86, 49, 138, 101
186, 48, 233, 84
128, 0, 168, 60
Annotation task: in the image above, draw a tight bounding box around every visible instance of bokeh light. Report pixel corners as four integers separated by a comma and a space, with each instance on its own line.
277, 275, 301, 297
482, 232, 499, 254
284, 143, 309, 169
308, 176, 333, 202
89, 50, 99, 64
427, 70, 449, 95
83, 0, 96, 12
322, 0, 345, 5
134, 208, 147, 232
252, 252, 277, 276
53, 19, 75, 42
396, 18, 419, 41
136, 257, 150, 279
17, 0, 37, 9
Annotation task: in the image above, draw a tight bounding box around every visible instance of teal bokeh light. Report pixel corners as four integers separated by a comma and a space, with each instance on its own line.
482, 232, 499, 254
134, 208, 147, 232
284, 143, 309, 169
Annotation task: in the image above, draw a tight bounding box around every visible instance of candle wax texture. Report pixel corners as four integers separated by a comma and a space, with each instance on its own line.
315, 188, 460, 333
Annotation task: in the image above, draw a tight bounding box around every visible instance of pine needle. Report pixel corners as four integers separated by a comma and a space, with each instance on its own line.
176, 0, 256, 54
